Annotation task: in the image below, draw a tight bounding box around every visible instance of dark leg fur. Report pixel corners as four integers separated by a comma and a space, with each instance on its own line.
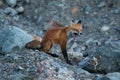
61, 49, 69, 63
60, 34, 72, 64
46, 52, 59, 57
61, 44, 72, 64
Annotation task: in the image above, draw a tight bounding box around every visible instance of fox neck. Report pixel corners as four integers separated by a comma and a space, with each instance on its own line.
64, 26, 74, 32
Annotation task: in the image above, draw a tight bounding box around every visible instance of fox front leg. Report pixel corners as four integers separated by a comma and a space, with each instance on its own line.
60, 39, 72, 64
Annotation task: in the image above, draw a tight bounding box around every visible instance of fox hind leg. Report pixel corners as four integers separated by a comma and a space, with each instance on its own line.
43, 40, 59, 57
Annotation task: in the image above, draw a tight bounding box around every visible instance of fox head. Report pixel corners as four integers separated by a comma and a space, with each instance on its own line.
71, 20, 82, 35
70, 20, 82, 40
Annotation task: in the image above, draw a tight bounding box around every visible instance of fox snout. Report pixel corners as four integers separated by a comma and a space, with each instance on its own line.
73, 32, 82, 36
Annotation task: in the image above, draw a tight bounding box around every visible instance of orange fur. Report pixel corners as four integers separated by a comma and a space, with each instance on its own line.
34, 35, 42, 42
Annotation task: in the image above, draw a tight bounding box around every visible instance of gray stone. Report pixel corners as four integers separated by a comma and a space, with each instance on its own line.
13, 16, 19, 21
101, 25, 110, 32
0, 0, 3, 6
96, 76, 110, 80
80, 45, 120, 73
25, 0, 30, 3
85, 38, 94, 46
5, 53, 21, 60
75, 68, 95, 80
4, 7, 18, 16
37, 16, 42, 24
36, 30, 44, 37
16, 6, 24, 13
97, 1, 106, 8
111, 8, 120, 14
10, 73, 26, 80
37, 59, 75, 80
0, 26, 34, 53
81, 45, 87, 51
84, 4, 92, 14
6, 0, 17, 7
106, 72, 120, 80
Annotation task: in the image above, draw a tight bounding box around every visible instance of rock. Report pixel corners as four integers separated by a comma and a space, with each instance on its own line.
10, 73, 26, 80
0, 26, 34, 54
111, 8, 120, 14
115, 28, 120, 33
25, 0, 30, 3
75, 67, 95, 80
70, 42, 78, 50
80, 45, 120, 73
81, 45, 87, 51
85, 38, 97, 48
0, 0, 3, 6
109, 40, 120, 49
97, 1, 106, 8
106, 72, 120, 80
68, 52, 83, 58
4, 7, 18, 16
6, 0, 17, 7
96, 76, 110, 80
16, 6, 24, 13
84, 4, 92, 14
36, 30, 44, 37
5, 53, 21, 61
101, 25, 110, 32
37, 16, 42, 24
85, 38, 94, 46
68, 42, 83, 57
37, 59, 75, 80
13, 15, 19, 21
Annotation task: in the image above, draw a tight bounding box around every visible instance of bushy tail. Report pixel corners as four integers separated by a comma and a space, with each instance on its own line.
25, 40, 41, 51
25, 35, 42, 50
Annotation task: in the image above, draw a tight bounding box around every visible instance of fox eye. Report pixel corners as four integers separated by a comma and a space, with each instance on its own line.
78, 20, 81, 24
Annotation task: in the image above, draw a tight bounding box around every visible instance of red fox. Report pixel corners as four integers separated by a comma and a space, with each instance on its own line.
25, 20, 82, 64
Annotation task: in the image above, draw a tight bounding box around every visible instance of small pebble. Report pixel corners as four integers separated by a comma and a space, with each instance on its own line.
101, 25, 110, 32
16, 6, 24, 13
97, 1, 106, 8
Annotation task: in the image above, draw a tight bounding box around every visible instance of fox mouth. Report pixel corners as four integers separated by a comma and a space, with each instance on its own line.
73, 32, 78, 40
73, 32, 82, 40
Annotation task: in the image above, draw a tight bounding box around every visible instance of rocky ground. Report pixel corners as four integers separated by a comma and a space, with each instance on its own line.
0, 0, 120, 80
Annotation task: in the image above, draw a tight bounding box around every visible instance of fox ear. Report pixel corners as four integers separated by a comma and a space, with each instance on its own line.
71, 20, 74, 24
78, 20, 81, 24
72, 20, 74, 23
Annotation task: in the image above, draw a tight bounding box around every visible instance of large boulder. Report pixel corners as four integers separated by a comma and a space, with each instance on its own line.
106, 72, 120, 80
0, 26, 34, 54
79, 44, 120, 73
96, 72, 120, 80
35, 59, 75, 80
